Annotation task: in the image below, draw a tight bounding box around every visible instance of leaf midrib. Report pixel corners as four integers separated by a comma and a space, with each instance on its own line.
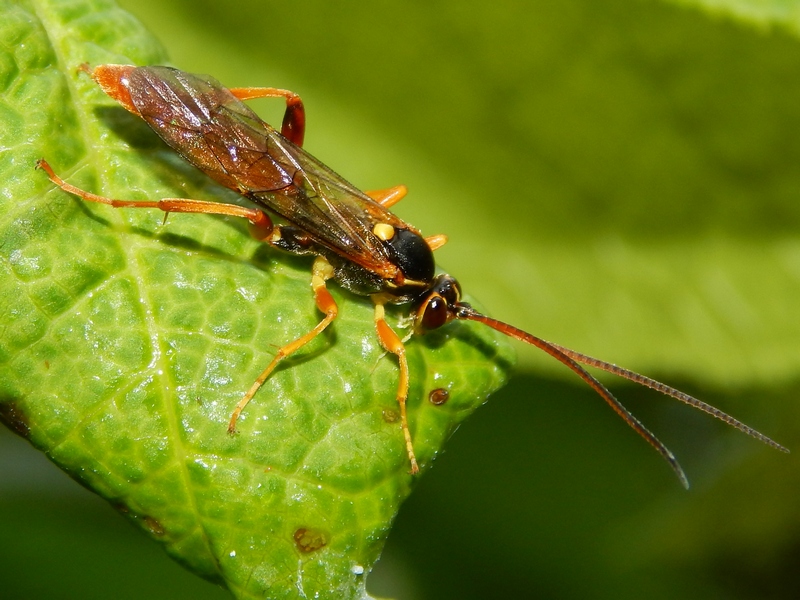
33, 0, 225, 581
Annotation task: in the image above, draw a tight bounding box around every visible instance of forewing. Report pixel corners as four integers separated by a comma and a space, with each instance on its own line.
126, 66, 407, 278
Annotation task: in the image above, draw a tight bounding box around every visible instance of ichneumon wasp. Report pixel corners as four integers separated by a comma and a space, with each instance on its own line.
38, 64, 787, 483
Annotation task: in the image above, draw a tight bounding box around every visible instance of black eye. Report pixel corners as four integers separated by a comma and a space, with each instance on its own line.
421, 295, 449, 331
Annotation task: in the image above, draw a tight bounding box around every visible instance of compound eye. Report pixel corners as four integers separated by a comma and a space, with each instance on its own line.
420, 294, 449, 331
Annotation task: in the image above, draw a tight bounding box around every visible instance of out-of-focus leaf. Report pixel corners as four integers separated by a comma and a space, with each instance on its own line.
664, 0, 800, 36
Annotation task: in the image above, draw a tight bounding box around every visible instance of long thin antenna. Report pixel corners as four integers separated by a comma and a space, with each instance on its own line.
547, 342, 789, 453
454, 304, 788, 487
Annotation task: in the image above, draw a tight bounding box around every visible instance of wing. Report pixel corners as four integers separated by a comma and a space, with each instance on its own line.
126, 66, 409, 279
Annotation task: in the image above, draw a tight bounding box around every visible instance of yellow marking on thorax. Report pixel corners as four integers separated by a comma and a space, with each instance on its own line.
373, 222, 395, 241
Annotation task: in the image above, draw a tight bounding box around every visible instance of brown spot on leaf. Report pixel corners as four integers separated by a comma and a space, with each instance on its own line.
294, 528, 327, 553
382, 408, 399, 423
144, 516, 165, 537
112, 504, 165, 537
0, 400, 30, 438
428, 387, 450, 405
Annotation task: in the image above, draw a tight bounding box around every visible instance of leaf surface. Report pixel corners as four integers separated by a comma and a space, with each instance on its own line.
0, 1, 512, 598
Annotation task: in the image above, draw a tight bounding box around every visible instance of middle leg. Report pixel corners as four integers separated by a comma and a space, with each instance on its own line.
229, 86, 306, 147
228, 255, 338, 432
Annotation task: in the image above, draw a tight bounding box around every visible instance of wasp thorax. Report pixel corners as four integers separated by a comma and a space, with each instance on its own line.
382, 228, 435, 284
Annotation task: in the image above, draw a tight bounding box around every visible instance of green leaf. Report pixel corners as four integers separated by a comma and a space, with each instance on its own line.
106, 1, 798, 598
6, 0, 800, 598
0, 1, 512, 598
115, 0, 800, 392
663, 0, 800, 35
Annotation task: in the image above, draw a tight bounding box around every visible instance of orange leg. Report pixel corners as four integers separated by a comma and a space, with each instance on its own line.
36, 159, 274, 239
373, 298, 418, 474
228, 256, 338, 433
228, 86, 306, 147
424, 234, 448, 251
365, 185, 407, 208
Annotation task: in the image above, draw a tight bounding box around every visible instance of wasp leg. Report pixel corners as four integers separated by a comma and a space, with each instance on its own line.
36, 159, 274, 238
228, 86, 305, 147
424, 234, 448, 251
373, 297, 419, 474
228, 255, 338, 433
364, 185, 408, 208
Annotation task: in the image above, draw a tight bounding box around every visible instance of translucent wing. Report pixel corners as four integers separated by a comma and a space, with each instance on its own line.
127, 66, 410, 278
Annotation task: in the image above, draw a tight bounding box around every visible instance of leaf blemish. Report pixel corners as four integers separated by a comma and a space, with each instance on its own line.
293, 528, 328, 553
0, 400, 30, 439
144, 516, 165, 537
382, 408, 399, 423
428, 387, 450, 405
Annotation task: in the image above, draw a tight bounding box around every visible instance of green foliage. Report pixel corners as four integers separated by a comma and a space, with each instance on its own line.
3, 0, 800, 599
666, 0, 800, 34
0, 1, 511, 598
117, 0, 800, 388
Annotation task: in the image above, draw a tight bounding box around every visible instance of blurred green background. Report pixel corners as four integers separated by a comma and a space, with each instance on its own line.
2, 0, 800, 598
